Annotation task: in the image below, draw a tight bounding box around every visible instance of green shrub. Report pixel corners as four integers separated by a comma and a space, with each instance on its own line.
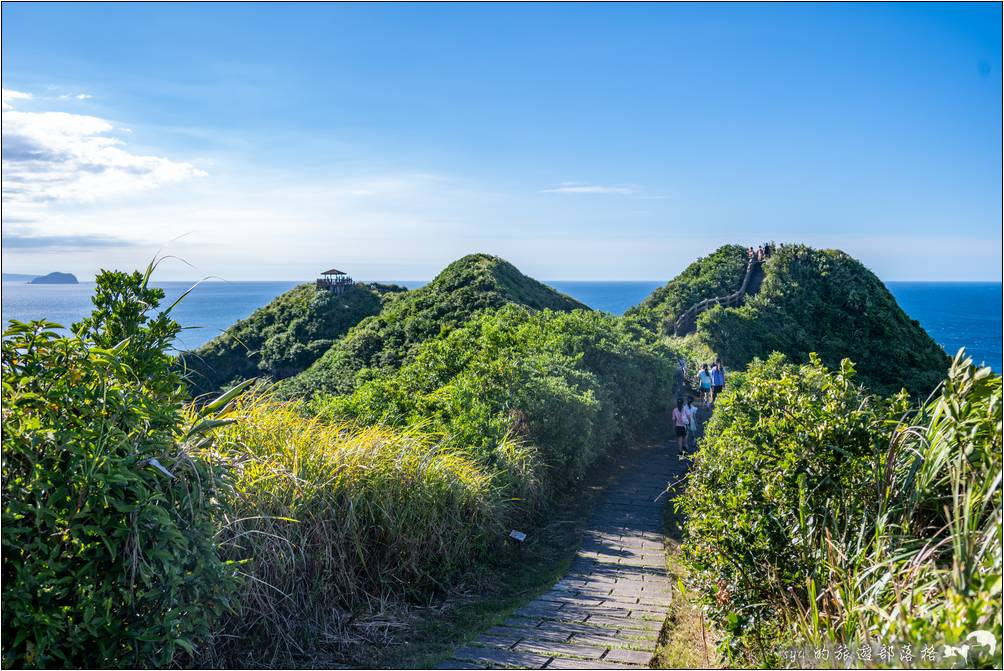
200, 393, 535, 663
678, 352, 896, 664
1, 269, 239, 668
283, 254, 587, 398
679, 350, 1001, 667
314, 305, 677, 491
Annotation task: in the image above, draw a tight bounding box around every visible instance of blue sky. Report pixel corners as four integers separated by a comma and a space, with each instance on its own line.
2, 2, 1000, 281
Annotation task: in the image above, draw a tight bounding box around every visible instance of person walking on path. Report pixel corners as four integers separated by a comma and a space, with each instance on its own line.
672, 398, 688, 451
685, 395, 700, 449
711, 361, 725, 404
698, 363, 713, 407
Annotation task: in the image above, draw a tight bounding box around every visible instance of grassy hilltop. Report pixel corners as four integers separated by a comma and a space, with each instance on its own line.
181, 282, 404, 396
633, 243, 949, 395
281, 253, 587, 397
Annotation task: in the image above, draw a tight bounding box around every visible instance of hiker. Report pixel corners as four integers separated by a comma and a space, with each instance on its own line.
747, 246, 754, 260
698, 363, 713, 406
672, 398, 688, 451
685, 395, 699, 448
763, 242, 771, 258
711, 360, 725, 403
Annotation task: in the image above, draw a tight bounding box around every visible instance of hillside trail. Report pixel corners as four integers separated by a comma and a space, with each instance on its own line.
437, 418, 697, 669
672, 256, 764, 336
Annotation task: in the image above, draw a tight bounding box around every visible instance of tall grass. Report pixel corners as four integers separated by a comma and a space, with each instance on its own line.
792, 351, 1002, 665
197, 392, 541, 664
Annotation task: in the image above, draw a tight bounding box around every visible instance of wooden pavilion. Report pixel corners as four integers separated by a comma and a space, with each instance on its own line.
316, 268, 354, 293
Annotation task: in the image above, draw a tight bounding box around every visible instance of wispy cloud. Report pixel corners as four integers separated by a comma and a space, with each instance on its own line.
1, 88, 33, 110
540, 182, 639, 195
2, 91, 206, 211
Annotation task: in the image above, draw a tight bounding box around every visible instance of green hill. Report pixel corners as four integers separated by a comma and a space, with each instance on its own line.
281, 253, 588, 397
636, 243, 950, 395
625, 244, 749, 332
181, 282, 403, 396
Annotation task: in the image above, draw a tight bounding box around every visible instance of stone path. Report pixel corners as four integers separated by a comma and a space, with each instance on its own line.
439, 444, 684, 669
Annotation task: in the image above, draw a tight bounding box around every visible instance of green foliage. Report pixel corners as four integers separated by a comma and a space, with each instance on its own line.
200, 393, 534, 663
314, 305, 677, 491
182, 282, 395, 396
1, 268, 238, 668
625, 244, 748, 333
679, 350, 1002, 667
695, 244, 949, 396
283, 254, 587, 398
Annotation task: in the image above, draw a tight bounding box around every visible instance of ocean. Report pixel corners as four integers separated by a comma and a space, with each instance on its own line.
2, 279, 1000, 371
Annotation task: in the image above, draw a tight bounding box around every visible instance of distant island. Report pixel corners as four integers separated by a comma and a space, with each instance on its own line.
27, 272, 78, 285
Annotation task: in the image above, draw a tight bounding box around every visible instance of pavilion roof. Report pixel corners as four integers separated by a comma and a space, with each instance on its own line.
321, 268, 348, 276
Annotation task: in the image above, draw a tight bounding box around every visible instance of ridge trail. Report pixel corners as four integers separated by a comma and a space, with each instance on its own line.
438, 444, 685, 669
672, 257, 764, 336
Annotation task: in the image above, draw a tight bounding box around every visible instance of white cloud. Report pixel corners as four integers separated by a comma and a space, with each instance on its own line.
2, 94, 206, 212
541, 182, 638, 195
1, 89, 32, 110
76, 93, 93, 100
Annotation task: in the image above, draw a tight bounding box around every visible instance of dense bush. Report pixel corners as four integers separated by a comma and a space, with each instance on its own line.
181, 282, 397, 396
679, 351, 1002, 667
696, 244, 949, 395
625, 244, 748, 333
200, 393, 537, 664
283, 254, 587, 398
313, 305, 677, 491
1, 269, 238, 668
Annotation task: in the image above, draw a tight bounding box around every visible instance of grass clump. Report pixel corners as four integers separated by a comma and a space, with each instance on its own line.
200, 392, 538, 665
678, 350, 1002, 667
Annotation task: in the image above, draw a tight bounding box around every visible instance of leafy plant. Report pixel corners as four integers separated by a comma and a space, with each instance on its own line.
1, 268, 240, 668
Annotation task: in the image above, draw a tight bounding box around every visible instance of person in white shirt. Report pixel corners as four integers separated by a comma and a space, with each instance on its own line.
684, 396, 699, 448
671, 398, 688, 451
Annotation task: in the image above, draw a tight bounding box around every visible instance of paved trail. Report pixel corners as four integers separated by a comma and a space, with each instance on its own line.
439, 443, 685, 669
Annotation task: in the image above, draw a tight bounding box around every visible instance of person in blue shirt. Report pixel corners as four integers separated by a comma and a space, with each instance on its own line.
711, 360, 726, 403
697, 363, 713, 407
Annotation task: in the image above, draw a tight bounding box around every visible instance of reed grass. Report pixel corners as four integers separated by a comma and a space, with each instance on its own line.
791, 351, 1002, 665
196, 392, 542, 665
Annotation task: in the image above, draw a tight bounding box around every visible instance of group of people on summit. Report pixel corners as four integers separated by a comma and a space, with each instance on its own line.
672, 359, 727, 451
749, 243, 772, 262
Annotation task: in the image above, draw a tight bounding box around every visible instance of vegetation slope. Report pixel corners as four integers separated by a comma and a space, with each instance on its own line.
181, 282, 403, 396
282, 253, 587, 397
679, 352, 1001, 667
625, 243, 749, 332
635, 243, 949, 395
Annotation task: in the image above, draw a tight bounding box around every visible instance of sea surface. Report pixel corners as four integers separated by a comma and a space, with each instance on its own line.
2, 279, 1000, 371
